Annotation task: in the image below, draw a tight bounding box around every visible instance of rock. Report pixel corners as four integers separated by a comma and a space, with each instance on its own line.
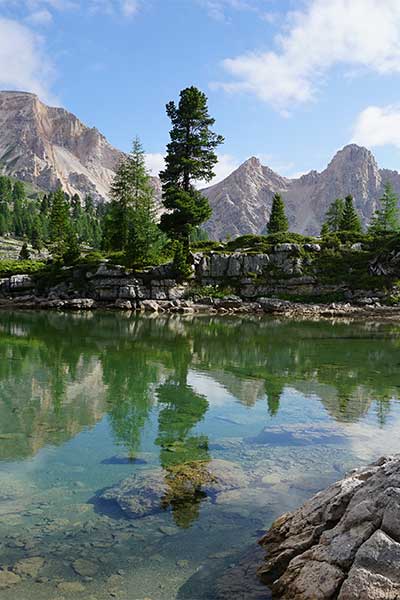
9, 274, 34, 291
72, 559, 99, 577
258, 455, 400, 599
57, 580, 86, 593
303, 243, 321, 252
140, 299, 162, 313
13, 556, 45, 577
114, 299, 132, 310
0, 569, 21, 589
99, 459, 249, 519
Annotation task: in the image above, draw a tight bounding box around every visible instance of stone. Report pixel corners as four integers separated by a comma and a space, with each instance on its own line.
57, 581, 86, 593
114, 299, 132, 310
258, 455, 400, 599
13, 556, 45, 577
72, 559, 99, 577
99, 459, 249, 519
0, 570, 21, 589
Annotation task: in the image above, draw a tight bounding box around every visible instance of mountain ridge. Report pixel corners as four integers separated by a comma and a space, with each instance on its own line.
0, 90, 399, 239
202, 143, 400, 238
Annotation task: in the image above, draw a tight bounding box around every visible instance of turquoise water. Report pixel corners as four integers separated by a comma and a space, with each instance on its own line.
0, 311, 399, 599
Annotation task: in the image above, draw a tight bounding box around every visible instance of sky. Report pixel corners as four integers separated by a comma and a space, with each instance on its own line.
1, 0, 400, 183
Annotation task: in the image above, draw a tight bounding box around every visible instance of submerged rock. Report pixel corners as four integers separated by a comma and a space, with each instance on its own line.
0, 569, 21, 589
258, 455, 400, 599
13, 556, 45, 578
99, 459, 249, 520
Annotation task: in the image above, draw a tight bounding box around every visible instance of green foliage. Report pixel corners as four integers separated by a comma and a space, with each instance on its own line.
0, 259, 45, 278
323, 198, 345, 234
267, 193, 289, 234
18, 242, 30, 260
340, 195, 362, 233
62, 228, 81, 265
369, 182, 400, 234
49, 188, 70, 244
190, 226, 209, 242
188, 284, 236, 299
190, 240, 223, 252
173, 240, 193, 279
160, 86, 223, 272
104, 137, 163, 267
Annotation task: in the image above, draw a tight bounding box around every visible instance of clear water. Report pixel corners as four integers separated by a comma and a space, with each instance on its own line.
0, 311, 399, 599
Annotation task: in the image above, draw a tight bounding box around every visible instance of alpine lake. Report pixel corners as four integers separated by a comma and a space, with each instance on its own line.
0, 310, 399, 599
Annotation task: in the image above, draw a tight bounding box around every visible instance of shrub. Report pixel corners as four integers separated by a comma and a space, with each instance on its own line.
0, 259, 46, 278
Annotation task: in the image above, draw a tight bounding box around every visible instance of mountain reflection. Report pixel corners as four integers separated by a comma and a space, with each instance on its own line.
0, 311, 399, 467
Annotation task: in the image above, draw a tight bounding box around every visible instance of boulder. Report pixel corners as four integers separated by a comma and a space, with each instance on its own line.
258, 455, 400, 599
9, 274, 34, 291
99, 459, 249, 519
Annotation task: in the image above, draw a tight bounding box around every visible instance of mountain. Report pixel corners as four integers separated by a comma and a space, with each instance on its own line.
202, 145, 400, 238
1, 91, 400, 238
0, 90, 125, 202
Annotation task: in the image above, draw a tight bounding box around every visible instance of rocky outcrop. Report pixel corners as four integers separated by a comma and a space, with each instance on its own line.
202, 144, 400, 238
258, 455, 400, 599
0, 91, 160, 204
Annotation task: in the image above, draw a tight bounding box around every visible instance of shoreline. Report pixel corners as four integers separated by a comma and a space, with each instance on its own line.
1, 295, 400, 320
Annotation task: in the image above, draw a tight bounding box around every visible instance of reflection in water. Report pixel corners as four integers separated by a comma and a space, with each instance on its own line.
155, 334, 210, 527
0, 312, 399, 463
0, 312, 400, 599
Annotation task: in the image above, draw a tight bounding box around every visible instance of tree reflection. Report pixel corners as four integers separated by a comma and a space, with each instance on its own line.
155, 336, 211, 528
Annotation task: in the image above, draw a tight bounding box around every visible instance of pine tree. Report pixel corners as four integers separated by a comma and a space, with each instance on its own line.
107, 156, 133, 250
160, 86, 224, 264
49, 188, 70, 243
267, 193, 289, 234
340, 195, 362, 232
19, 242, 30, 260
369, 183, 400, 234
62, 227, 81, 265
320, 222, 330, 237
323, 198, 345, 233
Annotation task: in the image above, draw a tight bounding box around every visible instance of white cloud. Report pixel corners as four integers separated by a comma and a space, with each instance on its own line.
0, 17, 56, 103
217, 0, 400, 113
89, 0, 140, 17
199, 0, 254, 21
145, 152, 239, 185
209, 153, 240, 184
27, 9, 53, 25
352, 105, 400, 149
145, 152, 165, 177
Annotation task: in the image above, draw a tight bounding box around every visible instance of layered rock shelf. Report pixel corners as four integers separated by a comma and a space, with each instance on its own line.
1, 242, 400, 316
258, 455, 400, 599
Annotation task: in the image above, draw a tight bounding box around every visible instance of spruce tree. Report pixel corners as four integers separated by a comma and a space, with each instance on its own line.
160, 86, 224, 267
340, 195, 362, 232
105, 137, 161, 264
323, 198, 345, 233
49, 188, 70, 243
19, 242, 30, 260
369, 183, 400, 234
267, 193, 289, 234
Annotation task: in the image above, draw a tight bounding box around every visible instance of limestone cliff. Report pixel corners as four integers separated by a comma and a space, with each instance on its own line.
202, 145, 400, 238
0, 91, 124, 202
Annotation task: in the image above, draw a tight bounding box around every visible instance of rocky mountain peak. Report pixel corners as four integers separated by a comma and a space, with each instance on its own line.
0, 90, 123, 202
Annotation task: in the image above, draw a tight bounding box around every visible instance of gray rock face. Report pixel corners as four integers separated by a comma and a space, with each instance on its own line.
0, 91, 161, 205
202, 144, 400, 238
258, 455, 400, 600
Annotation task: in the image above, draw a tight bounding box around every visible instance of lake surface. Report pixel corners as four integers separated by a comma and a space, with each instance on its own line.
0, 311, 399, 599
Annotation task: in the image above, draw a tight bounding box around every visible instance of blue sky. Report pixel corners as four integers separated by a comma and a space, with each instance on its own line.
1, 0, 400, 182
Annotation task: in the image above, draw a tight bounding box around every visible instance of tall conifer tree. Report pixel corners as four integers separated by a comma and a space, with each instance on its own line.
340, 195, 362, 232
369, 183, 400, 234
160, 87, 224, 269
267, 193, 289, 234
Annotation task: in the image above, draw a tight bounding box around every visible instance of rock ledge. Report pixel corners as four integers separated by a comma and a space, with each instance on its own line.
258, 455, 400, 599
